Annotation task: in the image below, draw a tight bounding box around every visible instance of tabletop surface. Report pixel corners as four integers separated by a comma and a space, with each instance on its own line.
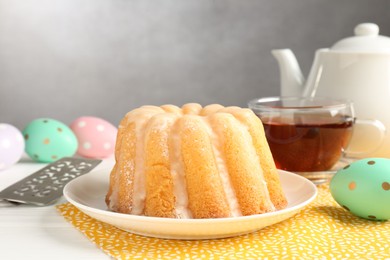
1, 156, 389, 259
0, 156, 114, 260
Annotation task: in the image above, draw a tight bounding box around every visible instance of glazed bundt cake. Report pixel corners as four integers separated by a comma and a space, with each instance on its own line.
106, 103, 287, 219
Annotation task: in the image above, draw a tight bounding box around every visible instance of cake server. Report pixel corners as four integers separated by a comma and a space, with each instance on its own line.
0, 157, 101, 206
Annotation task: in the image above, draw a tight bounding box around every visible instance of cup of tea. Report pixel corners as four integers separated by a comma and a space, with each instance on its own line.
248, 97, 385, 176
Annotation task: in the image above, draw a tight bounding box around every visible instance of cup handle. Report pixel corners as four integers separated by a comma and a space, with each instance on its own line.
344, 119, 386, 157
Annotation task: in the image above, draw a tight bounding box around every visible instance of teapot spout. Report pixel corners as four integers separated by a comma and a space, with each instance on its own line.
272, 49, 305, 96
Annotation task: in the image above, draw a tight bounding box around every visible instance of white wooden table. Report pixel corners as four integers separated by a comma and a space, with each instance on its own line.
0, 156, 115, 259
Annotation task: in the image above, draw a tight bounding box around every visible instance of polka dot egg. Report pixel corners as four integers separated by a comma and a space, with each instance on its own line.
70, 117, 117, 159
23, 118, 78, 162
0, 124, 25, 170
330, 158, 390, 220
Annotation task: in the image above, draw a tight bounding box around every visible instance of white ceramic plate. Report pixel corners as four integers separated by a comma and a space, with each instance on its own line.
63, 169, 317, 240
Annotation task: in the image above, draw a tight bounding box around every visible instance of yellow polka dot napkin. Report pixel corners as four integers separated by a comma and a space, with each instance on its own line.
57, 184, 390, 259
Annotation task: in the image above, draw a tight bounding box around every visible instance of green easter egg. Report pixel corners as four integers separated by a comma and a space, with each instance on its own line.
23, 118, 78, 162
330, 158, 390, 220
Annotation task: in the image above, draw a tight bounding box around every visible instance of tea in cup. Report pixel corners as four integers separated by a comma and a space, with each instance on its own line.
248, 97, 385, 174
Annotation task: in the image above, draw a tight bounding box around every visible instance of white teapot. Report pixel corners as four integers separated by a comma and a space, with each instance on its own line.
272, 23, 390, 157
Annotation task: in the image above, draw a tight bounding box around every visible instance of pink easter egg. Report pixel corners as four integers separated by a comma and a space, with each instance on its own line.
0, 124, 25, 170
70, 117, 117, 159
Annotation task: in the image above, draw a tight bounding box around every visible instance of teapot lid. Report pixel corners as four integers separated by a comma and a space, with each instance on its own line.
331, 23, 390, 52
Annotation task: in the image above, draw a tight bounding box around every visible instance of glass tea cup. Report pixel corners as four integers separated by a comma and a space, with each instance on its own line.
248, 97, 385, 180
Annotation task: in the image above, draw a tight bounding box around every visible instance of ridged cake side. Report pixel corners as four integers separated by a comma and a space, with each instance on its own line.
106, 103, 287, 218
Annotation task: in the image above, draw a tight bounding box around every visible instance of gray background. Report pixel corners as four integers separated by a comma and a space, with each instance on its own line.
1, 0, 389, 129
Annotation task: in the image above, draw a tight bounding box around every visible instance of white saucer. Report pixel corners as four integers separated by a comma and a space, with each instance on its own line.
63, 169, 317, 240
